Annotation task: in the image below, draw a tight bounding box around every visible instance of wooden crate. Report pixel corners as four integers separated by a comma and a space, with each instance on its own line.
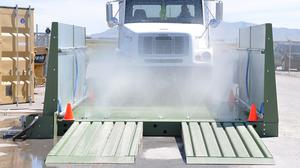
12, 80, 26, 103
0, 7, 34, 30
1, 33, 31, 52
0, 57, 27, 76
0, 57, 13, 76
34, 64, 45, 85
0, 80, 34, 104
35, 47, 48, 55
24, 80, 34, 102
0, 7, 35, 56
0, 6, 35, 104
0, 36, 2, 60
0, 81, 13, 104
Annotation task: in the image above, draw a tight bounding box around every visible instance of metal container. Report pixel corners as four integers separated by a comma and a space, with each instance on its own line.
0, 6, 35, 105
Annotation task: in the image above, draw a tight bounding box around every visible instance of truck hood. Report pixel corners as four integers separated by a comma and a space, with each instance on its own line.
124, 23, 205, 35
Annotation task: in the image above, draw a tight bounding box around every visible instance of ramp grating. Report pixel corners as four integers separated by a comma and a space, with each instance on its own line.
181, 122, 274, 165
46, 121, 143, 165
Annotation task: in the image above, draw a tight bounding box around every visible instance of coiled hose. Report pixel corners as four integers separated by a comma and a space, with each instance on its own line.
12, 114, 39, 141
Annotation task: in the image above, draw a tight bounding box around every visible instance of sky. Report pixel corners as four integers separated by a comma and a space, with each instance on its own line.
1, 0, 300, 34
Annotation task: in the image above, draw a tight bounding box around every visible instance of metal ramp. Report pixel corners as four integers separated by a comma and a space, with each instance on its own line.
182, 122, 274, 165
46, 121, 143, 165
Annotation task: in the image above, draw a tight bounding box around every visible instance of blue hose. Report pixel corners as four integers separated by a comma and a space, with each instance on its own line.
57, 99, 62, 113
245, 51, 250, 101
73, 53, 79, 99
259, 103, 264, 115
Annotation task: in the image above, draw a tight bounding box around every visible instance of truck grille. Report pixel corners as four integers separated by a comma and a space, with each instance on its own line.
139, 34, 189, 56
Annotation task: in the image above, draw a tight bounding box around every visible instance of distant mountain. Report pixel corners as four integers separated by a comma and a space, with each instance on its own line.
92, 21, 300, 43
273, 27, 300, 41
211, 21, 300, 42
91, 27, 118, 40
210, 21, 255, 43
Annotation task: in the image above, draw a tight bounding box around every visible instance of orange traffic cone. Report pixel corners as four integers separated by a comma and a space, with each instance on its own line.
248, 104, 258, 122
64, 103, 74, 121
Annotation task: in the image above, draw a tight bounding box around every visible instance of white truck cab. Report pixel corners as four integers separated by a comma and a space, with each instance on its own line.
106, 0, 223, 67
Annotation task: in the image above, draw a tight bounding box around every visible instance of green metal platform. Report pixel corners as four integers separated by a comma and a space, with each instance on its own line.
47, 121, 273, 165
46, 121, 143, 165
32, 23, 278, 166
182, 122, 274, 165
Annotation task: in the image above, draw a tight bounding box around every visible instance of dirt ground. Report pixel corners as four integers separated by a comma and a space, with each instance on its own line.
0, 72, 299, 168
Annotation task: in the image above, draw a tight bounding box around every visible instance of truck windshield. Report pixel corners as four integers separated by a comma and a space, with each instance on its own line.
125, 0, 203, 24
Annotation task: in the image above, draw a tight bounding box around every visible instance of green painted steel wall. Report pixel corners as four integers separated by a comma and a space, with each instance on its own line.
43, 22, 88, 117
26, 22, 88, 138
238, 24, 278, 137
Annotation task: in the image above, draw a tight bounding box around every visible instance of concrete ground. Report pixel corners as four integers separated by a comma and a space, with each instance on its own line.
0, 72, 299, 168
0, 87, 45, 138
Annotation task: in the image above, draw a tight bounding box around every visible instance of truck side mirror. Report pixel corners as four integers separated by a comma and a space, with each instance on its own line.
209, 1, 223, 28
216, 1, 223, 22
106, 3, 118, 28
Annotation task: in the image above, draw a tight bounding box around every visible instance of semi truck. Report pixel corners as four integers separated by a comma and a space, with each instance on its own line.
103, 0, 224, 106
106, 0, 223, 66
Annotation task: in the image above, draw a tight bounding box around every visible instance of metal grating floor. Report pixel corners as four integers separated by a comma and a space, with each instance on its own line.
46, 121, 143, 165
182, 122, 274, 165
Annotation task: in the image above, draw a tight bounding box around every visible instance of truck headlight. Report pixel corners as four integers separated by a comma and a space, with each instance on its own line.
194, 52, 212, 62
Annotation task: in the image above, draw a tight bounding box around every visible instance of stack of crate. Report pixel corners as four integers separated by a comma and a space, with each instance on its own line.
0, 6, 35, 105
34, 32, 50, 86
34, 47, 48, 86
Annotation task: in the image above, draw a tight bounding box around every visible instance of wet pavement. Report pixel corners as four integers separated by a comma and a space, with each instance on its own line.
0, 139, 52, 168
0, 87, 45, 137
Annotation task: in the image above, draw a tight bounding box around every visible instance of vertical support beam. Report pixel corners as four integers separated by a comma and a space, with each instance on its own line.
24, 23, 59, 139
14, 5, 20, 107
0, 9, 2, 62
263, 24, 279, 137
43, 22, 59, 116
27, 6, 34, 105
